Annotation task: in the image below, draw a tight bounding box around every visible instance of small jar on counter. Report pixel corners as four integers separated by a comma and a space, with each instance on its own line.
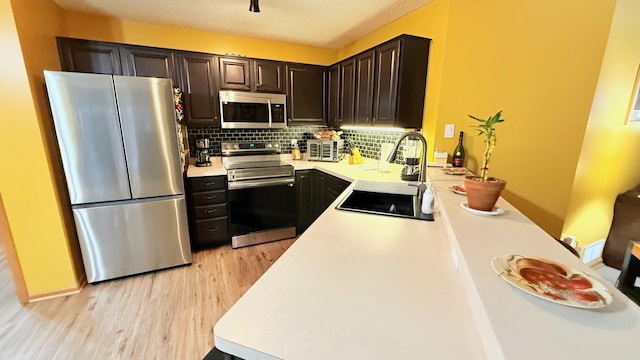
291, 141, 302, 160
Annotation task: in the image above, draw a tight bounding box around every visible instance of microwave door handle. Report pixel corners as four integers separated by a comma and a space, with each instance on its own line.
267, 99, 272, 128
219, 99, 225, 125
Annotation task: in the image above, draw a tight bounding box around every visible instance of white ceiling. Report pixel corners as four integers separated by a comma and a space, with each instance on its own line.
52, 0, 432, 49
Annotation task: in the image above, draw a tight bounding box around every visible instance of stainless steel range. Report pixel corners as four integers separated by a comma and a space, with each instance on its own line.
222, 142, 296, 248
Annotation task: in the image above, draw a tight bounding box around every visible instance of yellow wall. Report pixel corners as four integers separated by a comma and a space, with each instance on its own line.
63, 11, 337, 65
1, 0, 82, 296
1, 0, 630, 300
337, 0, 450, 160
434, 0, 615, 237
562, 0, 640, 247
338, 0, 617, 239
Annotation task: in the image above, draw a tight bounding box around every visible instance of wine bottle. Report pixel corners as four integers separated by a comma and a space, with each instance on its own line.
452, 131, 465, 168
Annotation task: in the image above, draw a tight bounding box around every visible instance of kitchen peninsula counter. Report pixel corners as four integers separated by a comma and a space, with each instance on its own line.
207, 156, 640, 359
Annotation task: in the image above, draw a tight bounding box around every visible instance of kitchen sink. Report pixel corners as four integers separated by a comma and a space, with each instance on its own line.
336, 181, 434, 221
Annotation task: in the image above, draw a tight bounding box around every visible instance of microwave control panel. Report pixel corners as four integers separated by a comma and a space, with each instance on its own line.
271, 104, 285, 122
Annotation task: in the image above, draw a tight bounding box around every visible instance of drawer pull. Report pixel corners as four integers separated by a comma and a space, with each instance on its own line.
204, 209, 218, 214
204, 195, 217, 200
206, 227, 219, 232
204, 182, 216, 186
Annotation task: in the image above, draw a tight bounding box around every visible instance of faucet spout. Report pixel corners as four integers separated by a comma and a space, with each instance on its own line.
387, 131, 428, 199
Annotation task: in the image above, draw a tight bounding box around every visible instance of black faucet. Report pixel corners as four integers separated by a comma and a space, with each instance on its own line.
386, 131, 428, 199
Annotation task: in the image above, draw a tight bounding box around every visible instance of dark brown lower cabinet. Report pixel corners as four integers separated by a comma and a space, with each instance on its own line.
296, 170, 350, 234
187, 175, 230, 249
325, 173, 350, 207
296, 170, 317, 233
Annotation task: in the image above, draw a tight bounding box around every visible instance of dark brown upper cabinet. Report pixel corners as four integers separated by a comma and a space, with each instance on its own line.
58, 38, 180, 84
355, 50, 375, 125
121, 46, 179, 86
286, 63, 326, 126
372, 36, 430, 128
218, 57, 285, 93
253, 59, 285, 93
57, 37, 124, 75
371, 41, 400, 126
218, 57, 251, 91
327, 64, 340, 128
327, 35, 431, 129
339, 58, 356, 125
179, 52, 220, 126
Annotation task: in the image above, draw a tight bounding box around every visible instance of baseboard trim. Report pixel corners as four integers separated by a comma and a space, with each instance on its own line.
28, 278, 86, 303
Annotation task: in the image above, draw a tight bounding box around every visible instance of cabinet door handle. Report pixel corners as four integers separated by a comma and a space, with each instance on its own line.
206, 227, 219, 232
204, 209, 218, 214
204, 195, 216, 200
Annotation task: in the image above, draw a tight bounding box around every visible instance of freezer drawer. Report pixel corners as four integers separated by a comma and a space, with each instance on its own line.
73, 197, 192, 283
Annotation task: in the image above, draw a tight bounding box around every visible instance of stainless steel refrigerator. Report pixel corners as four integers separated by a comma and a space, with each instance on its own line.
44, 71, 191, 283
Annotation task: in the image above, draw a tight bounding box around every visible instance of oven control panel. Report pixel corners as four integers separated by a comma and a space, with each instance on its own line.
222, 142, 281, 155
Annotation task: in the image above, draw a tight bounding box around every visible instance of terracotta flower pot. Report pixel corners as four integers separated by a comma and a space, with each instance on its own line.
463, 176, 506, 211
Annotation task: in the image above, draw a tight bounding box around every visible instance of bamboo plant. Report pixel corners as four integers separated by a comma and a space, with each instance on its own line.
468, 110, 505, 182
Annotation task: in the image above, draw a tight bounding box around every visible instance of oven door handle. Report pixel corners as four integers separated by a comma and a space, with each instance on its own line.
228, 177, 295, 190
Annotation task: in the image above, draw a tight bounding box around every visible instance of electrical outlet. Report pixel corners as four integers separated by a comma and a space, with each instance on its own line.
444, 124, 455, 138
582, 239, 606, 264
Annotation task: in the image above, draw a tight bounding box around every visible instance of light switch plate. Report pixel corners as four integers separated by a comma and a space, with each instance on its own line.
444, 124, 455, 138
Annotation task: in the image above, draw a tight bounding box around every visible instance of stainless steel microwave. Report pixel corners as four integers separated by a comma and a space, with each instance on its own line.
219, 90, 287, 129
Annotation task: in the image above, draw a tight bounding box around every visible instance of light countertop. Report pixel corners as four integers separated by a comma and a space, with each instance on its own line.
187, 154, 463, 183
207, 154, 640, 359
186, 157, 226, 177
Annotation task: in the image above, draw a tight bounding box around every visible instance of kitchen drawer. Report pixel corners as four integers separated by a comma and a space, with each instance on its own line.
190, 176, 227, 192
193, 203, 227, 220
191, 190, 226, 206
195, 218, 229, 244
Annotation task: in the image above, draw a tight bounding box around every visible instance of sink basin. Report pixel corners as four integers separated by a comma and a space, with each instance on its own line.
336, 181, 434, 221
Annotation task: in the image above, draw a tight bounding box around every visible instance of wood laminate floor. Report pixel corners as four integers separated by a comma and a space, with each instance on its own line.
0, 239, 296, 360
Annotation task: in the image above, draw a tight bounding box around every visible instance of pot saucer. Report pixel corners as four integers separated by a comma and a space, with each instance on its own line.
460, 202, 503, 216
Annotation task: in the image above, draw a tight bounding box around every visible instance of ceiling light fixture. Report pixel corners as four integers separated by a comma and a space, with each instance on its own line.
249, 0, 260, 12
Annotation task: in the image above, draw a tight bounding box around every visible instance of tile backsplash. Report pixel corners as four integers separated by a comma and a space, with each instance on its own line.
340, 129, 413, 163
187, 126, 420, 164
187, 126, 325, 156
